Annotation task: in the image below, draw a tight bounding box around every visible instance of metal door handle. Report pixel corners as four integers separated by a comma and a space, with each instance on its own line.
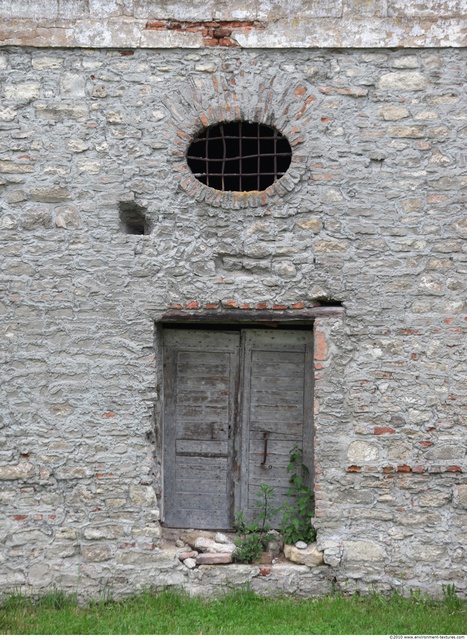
261, 431, 272, 469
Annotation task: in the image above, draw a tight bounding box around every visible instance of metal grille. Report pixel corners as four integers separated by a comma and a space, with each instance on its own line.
186, 121, 292, 192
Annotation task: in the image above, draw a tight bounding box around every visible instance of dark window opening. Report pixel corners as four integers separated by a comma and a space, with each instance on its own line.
119, 202, 149, 235
186, 121, 292, 192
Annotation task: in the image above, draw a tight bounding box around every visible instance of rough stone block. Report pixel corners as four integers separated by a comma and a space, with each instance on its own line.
378, 72, 427, 90
5, 82, 41, 100
387, 125, 425, 138
29, 563, 53, 587
343, 540, 386, 562
29, 187, 70, 202
81, 544, 113, 562
55, 205, 80, 229
419, 491, 450, 507
456, 485, 467, 508
284, 543, 324, 566
83, 525, 125, 540
347, 441, 380, 462
0, 461, 33, 481
128, 484, 157, 507
0, 106, 17, 121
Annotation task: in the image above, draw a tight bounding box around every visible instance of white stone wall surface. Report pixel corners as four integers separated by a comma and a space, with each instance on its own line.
0, 0, 465, 47
0, 43, 466, 598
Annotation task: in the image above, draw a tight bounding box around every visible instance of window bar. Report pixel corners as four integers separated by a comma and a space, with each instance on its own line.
257, 123, 261, 191
220, 123, 226, 191
274, 129, 278, 181
205, 127, 209, 187
239, 121, 242, 192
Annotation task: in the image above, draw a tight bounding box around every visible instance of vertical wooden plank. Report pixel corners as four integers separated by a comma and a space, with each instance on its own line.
163, 329, 240, 529
239, 329, 313, 528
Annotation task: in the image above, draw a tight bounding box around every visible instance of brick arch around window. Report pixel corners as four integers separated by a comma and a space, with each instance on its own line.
163, 73, 314, 208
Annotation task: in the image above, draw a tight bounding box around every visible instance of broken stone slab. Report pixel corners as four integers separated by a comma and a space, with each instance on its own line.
179, 530, 216, 548
183, 558, 197, 569
284, 543, 324, 567
214, 532, 232, 544
194, 536, 236, 554
178, 551, 198, 561
196, 552, 232, 565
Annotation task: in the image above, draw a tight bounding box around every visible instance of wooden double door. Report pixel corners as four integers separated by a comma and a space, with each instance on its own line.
162, 327, 313, 529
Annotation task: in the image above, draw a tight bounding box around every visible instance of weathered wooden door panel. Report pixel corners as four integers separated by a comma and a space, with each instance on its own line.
239, 330, 313, 527
163, 330, 240, 529
163, 327, 313, 530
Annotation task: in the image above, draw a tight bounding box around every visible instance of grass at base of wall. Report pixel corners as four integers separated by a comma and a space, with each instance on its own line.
0, 587, 465, 635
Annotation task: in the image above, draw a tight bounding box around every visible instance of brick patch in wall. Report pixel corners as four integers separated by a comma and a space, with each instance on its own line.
145, 20, 266, 47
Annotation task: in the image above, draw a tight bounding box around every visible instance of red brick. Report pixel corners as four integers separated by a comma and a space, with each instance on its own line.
294, 86, 307, 96
256, 302, 268, 310
273, 304, 287, 310
446, 466, 462, 473
145, 21, 166, 28
382, 466, 394, 473
347, 465, 361, 473
412, 466, 426, 473
374, 427, 396, 435
205, 303, 218, 309
185, 301, 199, 309
397, 465, 412, 473
314, 329, 327, 361
419, 441, 433, 447
102, 412, 116, 418
224, 300, 238, 308
240, 303, 251, 309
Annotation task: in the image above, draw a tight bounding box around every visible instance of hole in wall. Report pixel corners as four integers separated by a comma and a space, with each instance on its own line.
314, 298, 343, 307
119, 202, 150, 235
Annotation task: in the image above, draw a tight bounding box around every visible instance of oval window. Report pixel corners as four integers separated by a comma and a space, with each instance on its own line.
186, 121, 292, 192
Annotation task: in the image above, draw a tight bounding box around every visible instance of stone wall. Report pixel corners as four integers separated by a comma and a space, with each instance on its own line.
1, 43, 466, 597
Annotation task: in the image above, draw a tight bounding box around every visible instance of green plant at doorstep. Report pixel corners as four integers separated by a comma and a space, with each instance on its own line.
233, 484, 280, 564
280, 445, 316, 545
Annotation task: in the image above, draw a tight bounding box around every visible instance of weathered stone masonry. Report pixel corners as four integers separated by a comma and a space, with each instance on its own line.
1, 0, 467, 598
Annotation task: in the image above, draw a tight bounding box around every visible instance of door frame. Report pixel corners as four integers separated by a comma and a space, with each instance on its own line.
156, 308, 344, 528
